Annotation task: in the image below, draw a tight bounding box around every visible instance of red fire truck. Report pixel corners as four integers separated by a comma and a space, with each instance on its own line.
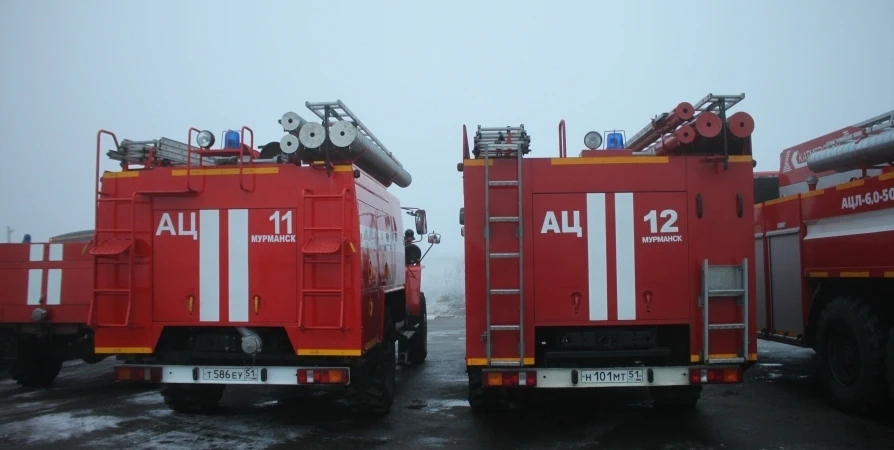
457, 94, 758, 410
91, 100, 439, 414
753, 109, 894, 415
0, 229, 106, 387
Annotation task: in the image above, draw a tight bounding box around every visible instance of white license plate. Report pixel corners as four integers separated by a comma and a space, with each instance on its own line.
200, 367, 261, 382
579, 369, 644, 384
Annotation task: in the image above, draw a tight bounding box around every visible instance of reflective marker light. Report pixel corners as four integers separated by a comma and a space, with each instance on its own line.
584, 131, 603, 150
196, 130, 216, 149
224, 130, 240, 149
606, 132, 625, 149
482, 370, 538, 387
297, 368, 349, 385
688, 367, 742, 384
114, 365, 162, 382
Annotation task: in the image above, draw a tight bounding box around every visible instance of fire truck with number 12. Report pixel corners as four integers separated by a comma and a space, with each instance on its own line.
457, 94, 758, 410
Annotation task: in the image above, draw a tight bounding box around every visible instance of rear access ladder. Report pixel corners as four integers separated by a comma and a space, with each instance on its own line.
699, 258, 749, 364
479, 125, 528, 367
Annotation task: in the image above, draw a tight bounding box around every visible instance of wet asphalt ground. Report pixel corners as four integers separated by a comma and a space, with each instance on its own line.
1, 317, 893, 450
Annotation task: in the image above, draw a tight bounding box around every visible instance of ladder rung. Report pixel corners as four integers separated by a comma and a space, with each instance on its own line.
490, 289, 520, 295
707, 357, 746, 364
489, 252, 519, 259
708, 289, 745, 297
488, 180, 519, 187
485, 143, 522, 151
95, 289, 129, 295
708, 323, 745, 330
490, 325, 520, 331
489, 216, 519, 223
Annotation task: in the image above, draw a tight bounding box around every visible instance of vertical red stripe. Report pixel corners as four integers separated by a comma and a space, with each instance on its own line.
219, 209, 230, 323
605, 193, 618, 321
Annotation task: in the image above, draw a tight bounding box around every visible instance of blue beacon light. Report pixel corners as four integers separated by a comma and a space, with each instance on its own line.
605, 132, 625, 149
224, 130, 241, 149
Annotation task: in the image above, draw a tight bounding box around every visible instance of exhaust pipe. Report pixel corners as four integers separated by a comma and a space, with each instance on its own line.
235, 327, 262, 355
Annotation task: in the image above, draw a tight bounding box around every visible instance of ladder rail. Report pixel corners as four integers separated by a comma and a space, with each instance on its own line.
484, 140, 492, 366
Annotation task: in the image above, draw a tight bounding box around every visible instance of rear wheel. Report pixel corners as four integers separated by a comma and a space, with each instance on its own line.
161, 384, 225, 414
407, 293, 428, 364
649, 385, 701, 410
467, 368, 510, 412
815, 295, 889, 415
886, 327, 894, 400
347, 311, 396, 415
10, 340, 63, 388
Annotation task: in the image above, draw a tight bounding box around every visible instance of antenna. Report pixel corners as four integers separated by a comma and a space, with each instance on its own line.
5, 225, 13, 243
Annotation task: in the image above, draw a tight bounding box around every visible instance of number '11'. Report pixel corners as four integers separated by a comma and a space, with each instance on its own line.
269, 210, 293, 234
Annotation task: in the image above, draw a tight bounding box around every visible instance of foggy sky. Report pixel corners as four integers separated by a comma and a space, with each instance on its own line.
2, 0, 893, 263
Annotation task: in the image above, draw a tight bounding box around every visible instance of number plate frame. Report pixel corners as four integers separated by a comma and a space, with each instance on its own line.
578, 368, 644, 384
200, 367, 261, 382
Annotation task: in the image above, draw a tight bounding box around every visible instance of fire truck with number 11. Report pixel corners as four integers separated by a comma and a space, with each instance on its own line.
92, 100, 439, 414
457, 94, 758, 410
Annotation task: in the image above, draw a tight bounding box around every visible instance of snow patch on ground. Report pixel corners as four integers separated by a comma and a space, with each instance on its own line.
90, 412, 310, 450
0, 411, 122, 445
125, 391, 164, 405
757, 339, 814, 361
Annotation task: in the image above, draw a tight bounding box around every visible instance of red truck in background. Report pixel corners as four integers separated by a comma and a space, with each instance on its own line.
91, 100, 439, 415
753, 109, 894, 416
0, 229, 106, 387
457, 94, 758, 410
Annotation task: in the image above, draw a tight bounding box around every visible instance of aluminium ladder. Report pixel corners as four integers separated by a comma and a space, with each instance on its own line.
699, 258, 749, 364
480, 125, 526, 367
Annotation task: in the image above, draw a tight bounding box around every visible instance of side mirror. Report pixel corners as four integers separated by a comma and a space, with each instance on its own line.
415, 209, 428, 235
427, 232, 441, 244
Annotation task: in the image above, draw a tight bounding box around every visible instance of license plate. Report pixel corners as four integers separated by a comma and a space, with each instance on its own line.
200, 367, 261, 382
579, 369, 644, 384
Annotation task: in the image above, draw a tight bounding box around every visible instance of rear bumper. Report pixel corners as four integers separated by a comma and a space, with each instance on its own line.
480, 365, 742, 389
114, 363, 351, 386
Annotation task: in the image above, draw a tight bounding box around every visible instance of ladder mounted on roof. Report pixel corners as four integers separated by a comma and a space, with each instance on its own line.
478, 125, 527, 367
473, 125, 532, 159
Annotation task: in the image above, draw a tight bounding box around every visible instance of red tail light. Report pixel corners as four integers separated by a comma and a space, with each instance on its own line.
114, 365, 162, 382
297, 368, 349, 385
483, 370, 538, 387
689, 367, 742, 384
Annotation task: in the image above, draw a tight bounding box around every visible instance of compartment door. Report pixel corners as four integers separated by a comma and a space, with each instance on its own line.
533, 192, 690, 324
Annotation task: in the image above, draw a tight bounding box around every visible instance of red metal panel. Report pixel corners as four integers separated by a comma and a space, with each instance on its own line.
249, 208, 299, 323
532, 193, 590, 323
152, 210, 200, 323
0, 243, 92, 324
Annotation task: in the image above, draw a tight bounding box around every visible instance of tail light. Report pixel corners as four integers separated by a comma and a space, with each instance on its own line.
482, 370, 538, 387
297, 368, 349, 385
689, 367, 742, 384
114, 365, 162, 382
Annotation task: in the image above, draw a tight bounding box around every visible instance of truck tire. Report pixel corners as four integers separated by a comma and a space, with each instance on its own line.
407, 293, 428, 364
467, 367, 510, 412
649, 385, 701, 411
814, 295, 889, 415
161, 384, 225, 414
10, 342, 63, 388
886, 327, 894, 400
347, 311, 396, 415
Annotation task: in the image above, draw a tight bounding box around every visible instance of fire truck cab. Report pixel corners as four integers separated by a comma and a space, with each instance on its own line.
458, 94, 758, 410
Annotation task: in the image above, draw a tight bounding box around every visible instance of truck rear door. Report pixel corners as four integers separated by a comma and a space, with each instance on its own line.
152, 208, 298, 324
533, 191, 690, 324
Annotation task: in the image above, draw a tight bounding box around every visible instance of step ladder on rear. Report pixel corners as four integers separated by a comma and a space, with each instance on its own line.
699, 258, 749, 364
478, 125, 530, 368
